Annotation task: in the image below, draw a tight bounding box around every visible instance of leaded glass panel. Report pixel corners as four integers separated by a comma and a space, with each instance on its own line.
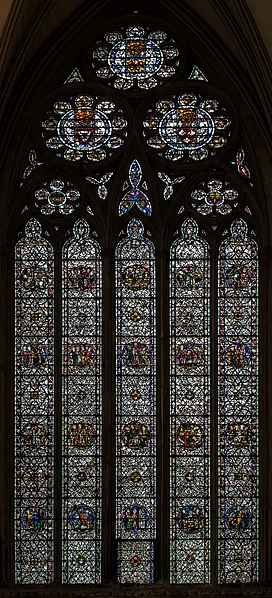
116, 219, 156, 583
92, 25, 179, 91
15, 219, 54, 583
34, 179, 81, 216
62, 219, 102, 583
42, 95, 127, 162
119, 160, 152, 216
190, 179, 239, 217
143, 93, 231, 162
218, 219, 258, 582
170, 218, 210, 583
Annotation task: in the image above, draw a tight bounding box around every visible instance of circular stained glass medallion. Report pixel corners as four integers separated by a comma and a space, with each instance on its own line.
225, 503, 252, 531
122, 264, 150, 289
191, 178, 239, 216
58, 106, 111, 150
121, 421, 151, 448
20, 266, 47, 290
143, 93, 231, 161
34, 179, 81, 215
42, 95, 127, 162
21, 423, 47, 449
224, 263, 252, 291
176, 265, 204, 290
68, 421, 97, 448
225, 341, 251, 368
92, 25, 179, 91
130, 555, 141, 567
122, 342, 150, 367
69, 343, 97, 368
177, 505, 204, 534
176, 422, 204, 450
159, 104, 214, 150
68, 504, 95, 532
176, 340, 203, 368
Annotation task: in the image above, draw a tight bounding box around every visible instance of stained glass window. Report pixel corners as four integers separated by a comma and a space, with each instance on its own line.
34, 179, 81, 216
119, 160, 152, 216
188, 65, 208, 82
62, 219, 102, 583
170, 218, 210, 583
42, 95, 127, 162
143, 93, 231, 161
218, 219, 258, 583
116, 219, 156, 583
12, 16, 262, 591
15, 219, 54, 583
190, 179, 239, 216
92, 26, 179, 91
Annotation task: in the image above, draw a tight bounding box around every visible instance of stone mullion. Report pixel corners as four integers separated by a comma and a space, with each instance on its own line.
210, 245, 218, 584
157, 247, 169, 582
54, 247, 62, 583
102, 248, 116, 582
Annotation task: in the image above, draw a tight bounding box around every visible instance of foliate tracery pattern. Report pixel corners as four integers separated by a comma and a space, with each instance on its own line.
143, 93, 231, 161
231, 149, 252, 185
42, 95, 127, 162
157, 171, 185, 201
190, 179, 239, 216
119, 160, 151, 216
116, 220, 156, 583
92, 25, 179, 91
62, 220, 102, 583
218, 219, 258, 582
170, 219, 210, 582
15, 219, 54, 583
34, 179, 81, 215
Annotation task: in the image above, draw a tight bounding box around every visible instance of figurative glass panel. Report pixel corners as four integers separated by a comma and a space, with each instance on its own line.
15, 219, 54, 583
218, 219, 258, 582
170, 219, 210, 583
116, 219, 156, 583
62, 220, 102, 583
42, 95, 127, 162
92, 25, 179, 91
143, 93, 231, 162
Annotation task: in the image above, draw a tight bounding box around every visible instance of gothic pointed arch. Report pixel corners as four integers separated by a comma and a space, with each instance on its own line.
0, 1, 271, 596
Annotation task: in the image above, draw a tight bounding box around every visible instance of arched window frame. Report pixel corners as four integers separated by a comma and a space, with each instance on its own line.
0, 2, 270, 596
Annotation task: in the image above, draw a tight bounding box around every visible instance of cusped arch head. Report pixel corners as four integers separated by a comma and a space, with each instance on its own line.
73, 219, 90, 240
25, 219, 42, 242
230, 218, 248, 241
127, 218, 145, 240
180, 218, 199, 240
